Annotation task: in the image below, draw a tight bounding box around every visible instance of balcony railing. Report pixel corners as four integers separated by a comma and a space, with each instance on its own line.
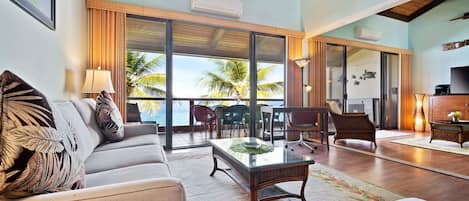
127, 97, 284, 131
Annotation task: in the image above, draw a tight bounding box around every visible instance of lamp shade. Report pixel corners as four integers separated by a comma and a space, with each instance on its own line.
81, 68, 115, 93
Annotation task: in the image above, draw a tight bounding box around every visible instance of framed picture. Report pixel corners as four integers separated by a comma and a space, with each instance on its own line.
11, 0, 56, 30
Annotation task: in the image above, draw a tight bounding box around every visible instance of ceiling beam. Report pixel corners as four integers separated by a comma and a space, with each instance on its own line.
210, 29, 225, 48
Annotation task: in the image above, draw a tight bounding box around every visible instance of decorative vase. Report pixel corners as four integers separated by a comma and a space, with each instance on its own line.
452, 117, 459, 123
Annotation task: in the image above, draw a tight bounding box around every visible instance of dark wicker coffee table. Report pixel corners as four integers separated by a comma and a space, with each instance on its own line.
430, 120, 469, 148
210, 138, 314, 201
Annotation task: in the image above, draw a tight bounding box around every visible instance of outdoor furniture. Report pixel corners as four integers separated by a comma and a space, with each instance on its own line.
221, 104, 249, 137
430, 120, 469, 148
126, 102, 142, 123
192, 105, 217, 139
328, 102, 377, 146
260, 106, 330, 150
210, 138, 314, 201
286, 111, 321, 153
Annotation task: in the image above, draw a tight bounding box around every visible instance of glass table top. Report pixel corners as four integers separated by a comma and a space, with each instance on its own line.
210, 137, 314, 170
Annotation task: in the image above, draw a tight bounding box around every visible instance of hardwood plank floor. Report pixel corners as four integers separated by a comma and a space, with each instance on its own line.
166, 131, 469, 201
331, 131, 469, 176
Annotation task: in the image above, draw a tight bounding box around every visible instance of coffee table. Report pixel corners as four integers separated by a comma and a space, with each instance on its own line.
430, 120, 469, 148
210, 137, 315, 201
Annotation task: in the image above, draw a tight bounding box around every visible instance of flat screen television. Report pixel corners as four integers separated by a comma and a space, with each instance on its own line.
450, 66, 469, 94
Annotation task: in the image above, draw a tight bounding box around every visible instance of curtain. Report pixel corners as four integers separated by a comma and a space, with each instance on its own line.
89, 8, 127, 120
308, 38, 327, 107
400, 54, 413, 130
286, 37, 303, 107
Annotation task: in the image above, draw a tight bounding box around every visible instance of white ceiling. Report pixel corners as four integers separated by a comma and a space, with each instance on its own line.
302, 0, 410, 37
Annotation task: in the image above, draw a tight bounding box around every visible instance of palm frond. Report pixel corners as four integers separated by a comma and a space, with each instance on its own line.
257, 65, 279, 82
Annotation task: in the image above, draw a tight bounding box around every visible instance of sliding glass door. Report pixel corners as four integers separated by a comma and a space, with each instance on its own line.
126, 15, 286, 149
126, 15, 169, 147
253, 33, 286, 139
326, 44, 400, 130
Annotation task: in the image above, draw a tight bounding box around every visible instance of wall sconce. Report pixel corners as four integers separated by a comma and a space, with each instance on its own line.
414, 93, 426, 132
295, 58, 311, 106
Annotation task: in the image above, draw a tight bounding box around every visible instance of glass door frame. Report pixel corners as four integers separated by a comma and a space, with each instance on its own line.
249, 32, 287, 137
126, 14, 287, 149
326, 43, 347, 112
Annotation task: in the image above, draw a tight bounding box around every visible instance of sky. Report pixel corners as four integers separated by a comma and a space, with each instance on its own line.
141, 52, 285, 98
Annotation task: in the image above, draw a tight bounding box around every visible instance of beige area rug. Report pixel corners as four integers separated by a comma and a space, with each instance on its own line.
167, 148, 403, 201
375, 130, 411, 139
392, 137, 469, 156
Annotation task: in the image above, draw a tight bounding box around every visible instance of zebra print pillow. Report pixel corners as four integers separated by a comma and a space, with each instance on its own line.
95, 91, 124, 142
0, 70, 84, 199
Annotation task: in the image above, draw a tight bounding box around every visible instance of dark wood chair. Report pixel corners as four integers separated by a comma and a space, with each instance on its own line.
327, 102, 377, 146
285, 111, 321, 153
192, 105, 217, 139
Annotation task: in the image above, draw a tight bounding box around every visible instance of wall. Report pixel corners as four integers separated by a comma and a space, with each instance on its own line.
324, 15, 409, 49
409, 0, 469, 94
301, 0, 409, 37
112, 0, 302, 31
0, 0, 88, 100
346, 49, 381, 99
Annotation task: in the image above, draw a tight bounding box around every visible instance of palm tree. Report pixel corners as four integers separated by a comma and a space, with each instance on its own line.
126, 51, 166, 113
200, 59, 283, 105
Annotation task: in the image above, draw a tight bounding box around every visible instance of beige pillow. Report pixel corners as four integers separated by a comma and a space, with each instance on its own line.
95, 91, 124, 142
0, 71, 84, 199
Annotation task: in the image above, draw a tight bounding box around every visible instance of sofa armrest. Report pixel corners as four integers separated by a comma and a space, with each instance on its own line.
19, 178, 185, 201
124, 123, 158, 137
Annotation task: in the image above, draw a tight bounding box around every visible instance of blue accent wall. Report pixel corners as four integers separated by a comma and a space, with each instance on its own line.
409, 0, 469, 93
323, 15, 409, 49
112, 0, 302, 31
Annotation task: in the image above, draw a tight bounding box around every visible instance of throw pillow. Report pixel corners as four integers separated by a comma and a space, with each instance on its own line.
95, 90, 124, 142
0, 71, 84, 199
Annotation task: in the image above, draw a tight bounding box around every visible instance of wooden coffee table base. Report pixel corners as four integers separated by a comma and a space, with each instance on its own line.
210, 147, 309, 201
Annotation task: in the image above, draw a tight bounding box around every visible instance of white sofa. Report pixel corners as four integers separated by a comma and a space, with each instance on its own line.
18, 99, 185, 201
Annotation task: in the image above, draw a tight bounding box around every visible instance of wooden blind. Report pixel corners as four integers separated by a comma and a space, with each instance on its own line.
286, 37, 303, 106
89, 8, 127, 120
308, 39, 327, 107
400, 54, 414, 130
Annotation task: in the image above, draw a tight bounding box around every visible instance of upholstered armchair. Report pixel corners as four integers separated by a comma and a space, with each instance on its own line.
327, 102, 377, 146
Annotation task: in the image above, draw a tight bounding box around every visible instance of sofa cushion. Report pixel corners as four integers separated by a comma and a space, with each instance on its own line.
0, 71, 84, 199
95, 91, 124, 142
72, 99, 105, 145
94, 134, 160, 152
85, 164, 171, 187
85, 145, 166, 174
52, 101, 100, 161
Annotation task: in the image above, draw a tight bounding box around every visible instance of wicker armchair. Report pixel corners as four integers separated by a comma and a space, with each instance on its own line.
327, 102, 377, 146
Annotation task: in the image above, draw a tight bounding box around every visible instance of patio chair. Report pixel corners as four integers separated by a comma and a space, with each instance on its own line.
285, 111, 320, 153
127, 102, 142, 123
327, 101, 377, 146
222, 104, 249, 138
192, 105, 217, 139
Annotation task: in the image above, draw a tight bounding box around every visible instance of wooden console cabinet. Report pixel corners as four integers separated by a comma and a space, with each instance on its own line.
428, 95, 469, 121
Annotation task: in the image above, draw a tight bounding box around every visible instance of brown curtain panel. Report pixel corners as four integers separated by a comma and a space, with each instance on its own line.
286, 37, 303, 107
89, 8, 127, 120
400, 54, 413, 130
308, 38, 327, 107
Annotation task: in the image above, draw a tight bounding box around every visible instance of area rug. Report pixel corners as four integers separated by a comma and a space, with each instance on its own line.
167, 148, 403, 201
392, 137, 469, 156
375, 130, 411, 139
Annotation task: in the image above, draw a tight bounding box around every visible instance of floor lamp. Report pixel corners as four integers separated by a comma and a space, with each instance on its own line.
295, 58, 311, 106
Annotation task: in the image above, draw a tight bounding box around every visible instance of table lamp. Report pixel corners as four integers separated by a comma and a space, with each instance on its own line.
81, 66, 115, 93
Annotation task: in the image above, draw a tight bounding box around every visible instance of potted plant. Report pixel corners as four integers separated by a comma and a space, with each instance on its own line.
448, 111, 462, 123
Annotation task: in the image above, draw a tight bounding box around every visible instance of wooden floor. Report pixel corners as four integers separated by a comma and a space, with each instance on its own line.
166, 131, 469, 201
293, 133, 469, 201
331, 131, 469, 177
